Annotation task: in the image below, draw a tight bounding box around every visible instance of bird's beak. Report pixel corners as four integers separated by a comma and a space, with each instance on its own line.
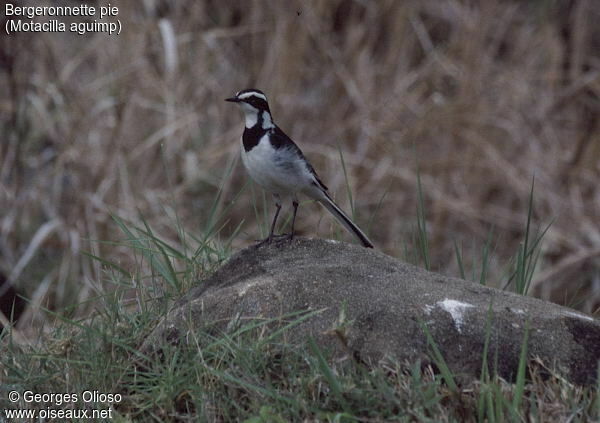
225, 97, 240, 103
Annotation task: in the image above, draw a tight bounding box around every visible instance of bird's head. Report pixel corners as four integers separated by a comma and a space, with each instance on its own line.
226, 89, 273, 129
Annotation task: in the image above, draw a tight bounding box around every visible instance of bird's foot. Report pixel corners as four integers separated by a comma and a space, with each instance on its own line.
254, 233, 294, 247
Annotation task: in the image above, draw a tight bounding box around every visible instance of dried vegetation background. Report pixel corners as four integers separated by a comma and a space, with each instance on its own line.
1, 0, 599, 331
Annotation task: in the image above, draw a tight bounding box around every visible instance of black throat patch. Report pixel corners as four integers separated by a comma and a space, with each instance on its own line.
242, 112, 273, 152
242, 124, 265, 152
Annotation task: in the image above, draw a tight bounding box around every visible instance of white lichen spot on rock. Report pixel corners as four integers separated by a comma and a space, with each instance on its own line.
437, 299, 475, 333
423, 304, 435, 315
237, 278, 267, 297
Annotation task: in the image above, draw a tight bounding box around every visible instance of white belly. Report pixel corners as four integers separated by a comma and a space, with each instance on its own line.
240, 135, 311, 196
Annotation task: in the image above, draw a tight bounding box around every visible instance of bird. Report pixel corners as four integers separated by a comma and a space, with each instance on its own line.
226, 88, 374, 248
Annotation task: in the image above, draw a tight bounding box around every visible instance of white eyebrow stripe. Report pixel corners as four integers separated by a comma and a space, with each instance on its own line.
237, 91, 267, 101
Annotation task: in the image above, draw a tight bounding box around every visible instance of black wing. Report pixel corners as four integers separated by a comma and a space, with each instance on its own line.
271, 126, 329, 192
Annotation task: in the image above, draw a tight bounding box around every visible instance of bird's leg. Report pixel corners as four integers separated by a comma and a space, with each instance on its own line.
255, 194, 283, 246
268, 200, 282, 242
289, 199, 299, 240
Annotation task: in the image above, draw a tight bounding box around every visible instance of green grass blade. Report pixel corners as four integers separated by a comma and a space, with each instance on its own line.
416, 167, 430, 270
141, 216, 180, 290
479, 227, 494, 285
81, 250, 132, 279
453, 239, 466, 280
512, 319, 530, 410
418, 319, 457, 392
205, 367, 299, 407
307, 336, 352, 414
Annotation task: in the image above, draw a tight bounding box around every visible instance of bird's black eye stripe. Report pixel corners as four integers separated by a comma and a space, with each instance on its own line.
255, 98, 268, 108
245, 97, 269, 111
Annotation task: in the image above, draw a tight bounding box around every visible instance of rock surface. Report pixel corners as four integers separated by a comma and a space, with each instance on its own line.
142, 237, 600, 385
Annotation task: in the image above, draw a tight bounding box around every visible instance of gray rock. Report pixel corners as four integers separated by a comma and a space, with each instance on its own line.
142, 237, 600, 385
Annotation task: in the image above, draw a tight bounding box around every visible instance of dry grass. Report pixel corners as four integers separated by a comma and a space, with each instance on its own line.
1, 0, 599, 334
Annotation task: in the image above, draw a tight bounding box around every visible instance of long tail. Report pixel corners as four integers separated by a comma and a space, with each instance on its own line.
318, 193, 374, 248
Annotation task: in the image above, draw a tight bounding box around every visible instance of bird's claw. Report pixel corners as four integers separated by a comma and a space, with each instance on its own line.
254, 233, 295, 247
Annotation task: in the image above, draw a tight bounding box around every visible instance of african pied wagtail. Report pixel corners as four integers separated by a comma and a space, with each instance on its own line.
226, 89, 374, 248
